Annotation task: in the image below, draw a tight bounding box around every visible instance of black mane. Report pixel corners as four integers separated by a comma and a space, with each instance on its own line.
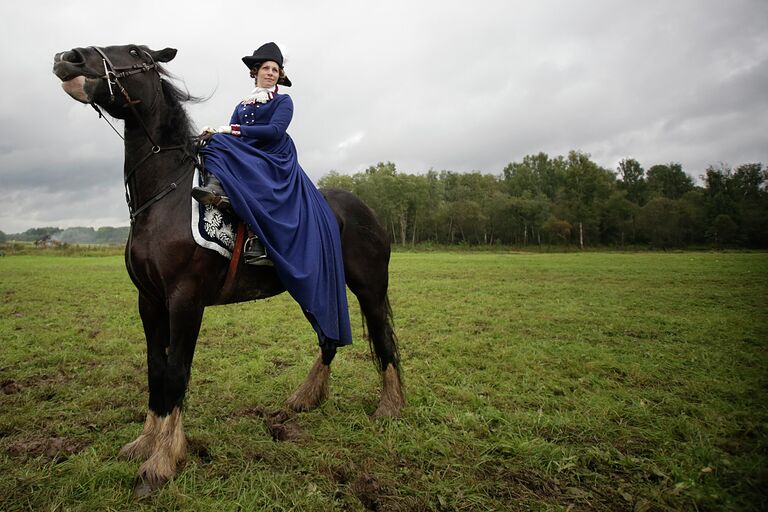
156, 65, 203, 147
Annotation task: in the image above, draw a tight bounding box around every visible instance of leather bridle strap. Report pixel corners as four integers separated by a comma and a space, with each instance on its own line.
90, 46, 162, 151
90, 46, 157, 104
128, 163, 194, 223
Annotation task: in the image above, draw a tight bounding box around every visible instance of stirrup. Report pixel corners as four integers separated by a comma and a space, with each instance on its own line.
244, 236, 273, 266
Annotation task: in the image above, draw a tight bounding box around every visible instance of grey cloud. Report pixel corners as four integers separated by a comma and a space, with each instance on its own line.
1, 0, 766, 232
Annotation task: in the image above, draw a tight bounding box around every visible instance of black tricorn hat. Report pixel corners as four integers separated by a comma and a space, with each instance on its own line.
242, 42, 292, 86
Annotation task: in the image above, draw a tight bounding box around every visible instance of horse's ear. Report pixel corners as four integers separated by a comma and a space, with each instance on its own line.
150, 47, 177, 63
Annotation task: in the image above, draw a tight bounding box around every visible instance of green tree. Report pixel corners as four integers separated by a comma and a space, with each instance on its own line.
559, 151, 615, 248
708, 214, 739, 247
637, 197, 684, 247
702, 164, 735, 218
439, 171, 501, 244
502, 160, 538, 197
16, 227, 61, 242
678, 190, 708, 245
601, 191, 638, 246
646, 163, 694, 199
702, 163, 767, 247
731, 163, 768, 247
456, 200, 487, 244
731, 163, 765, 199
353, 162, 400, 241
318, 170, 355, 192
502, 152, 565, 201
617, 158, 647, 205
417, 170, 445, 243
95, 226, 130, 244
485, 191, 515, 244
505, 194, 549, 245
542, 216, 572, 244
59, 227, 97, 244
397, 174, 430, 246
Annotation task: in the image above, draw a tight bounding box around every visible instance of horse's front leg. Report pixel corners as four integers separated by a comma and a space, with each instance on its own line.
119, 294, 169, 462
127, 293, 204, 498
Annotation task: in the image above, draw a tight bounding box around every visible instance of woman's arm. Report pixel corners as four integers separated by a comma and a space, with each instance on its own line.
229, 106, 240, 125
236, 96, 294, 141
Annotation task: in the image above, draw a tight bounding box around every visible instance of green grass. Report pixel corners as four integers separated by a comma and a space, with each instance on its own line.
0, 251, 766, 511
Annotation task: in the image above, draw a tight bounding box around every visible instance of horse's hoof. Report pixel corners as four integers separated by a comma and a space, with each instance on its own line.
132, 476, 165, 500
285, 394, 319, 412
285, 358, 330, 412
372, 364, 404, 419
372, 404, 402, 419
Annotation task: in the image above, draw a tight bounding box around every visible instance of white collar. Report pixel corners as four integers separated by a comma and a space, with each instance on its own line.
241, 86, 277, 105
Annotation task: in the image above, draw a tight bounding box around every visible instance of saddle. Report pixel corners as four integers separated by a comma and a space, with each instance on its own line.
191, 134, 259, 302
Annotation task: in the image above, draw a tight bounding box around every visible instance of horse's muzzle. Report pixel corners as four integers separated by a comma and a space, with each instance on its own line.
53, 49, 101, 103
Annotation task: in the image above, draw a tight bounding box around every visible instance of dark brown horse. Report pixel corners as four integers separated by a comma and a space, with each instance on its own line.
52, 44, 403, 496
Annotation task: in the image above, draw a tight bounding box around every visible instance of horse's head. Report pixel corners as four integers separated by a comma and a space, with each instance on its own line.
53, 44, 177, 118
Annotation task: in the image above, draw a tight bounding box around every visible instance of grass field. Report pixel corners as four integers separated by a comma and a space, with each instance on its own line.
0, 251, 766, 511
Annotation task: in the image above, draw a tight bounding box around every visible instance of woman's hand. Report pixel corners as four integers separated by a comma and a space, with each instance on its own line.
218, 124, 241, 137
196, 126, 217, 144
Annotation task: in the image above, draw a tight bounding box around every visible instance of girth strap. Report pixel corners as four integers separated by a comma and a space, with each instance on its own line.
215, 222, 247, 304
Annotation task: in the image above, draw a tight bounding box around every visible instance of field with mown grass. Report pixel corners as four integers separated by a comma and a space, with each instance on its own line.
0, 251, 766, 511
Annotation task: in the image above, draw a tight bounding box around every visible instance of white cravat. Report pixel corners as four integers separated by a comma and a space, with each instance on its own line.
241, 86, 276, 105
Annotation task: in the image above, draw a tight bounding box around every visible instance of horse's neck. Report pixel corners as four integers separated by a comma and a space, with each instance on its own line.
122, 110, 193, 219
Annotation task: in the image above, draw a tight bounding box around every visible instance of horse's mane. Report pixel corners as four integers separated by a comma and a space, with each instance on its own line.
156, 64, 204, 146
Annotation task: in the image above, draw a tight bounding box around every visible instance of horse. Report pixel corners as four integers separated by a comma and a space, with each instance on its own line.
52, 44, 403, 496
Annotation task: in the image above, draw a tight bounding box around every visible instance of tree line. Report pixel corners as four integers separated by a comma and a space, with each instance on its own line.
1, 226, 130, 245
3, 151, 764, 249
318, 152, 767, 248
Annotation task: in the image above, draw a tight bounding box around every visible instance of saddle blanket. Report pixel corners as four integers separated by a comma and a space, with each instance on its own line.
190, 169, 237, 259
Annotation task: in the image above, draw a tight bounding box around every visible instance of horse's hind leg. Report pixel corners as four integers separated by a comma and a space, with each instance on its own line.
285, 345, 336, 411
359, 293, 404, 418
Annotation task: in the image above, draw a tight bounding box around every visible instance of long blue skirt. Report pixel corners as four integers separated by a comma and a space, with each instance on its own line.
200, 133, 352, 347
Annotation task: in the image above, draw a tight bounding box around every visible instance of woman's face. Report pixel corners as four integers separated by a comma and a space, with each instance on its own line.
254, 61, 280, 88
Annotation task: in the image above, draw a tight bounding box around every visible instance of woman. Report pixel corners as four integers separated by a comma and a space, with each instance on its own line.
193, 42, 352, 348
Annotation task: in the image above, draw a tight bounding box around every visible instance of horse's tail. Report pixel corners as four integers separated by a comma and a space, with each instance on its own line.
360, 293, 402, 383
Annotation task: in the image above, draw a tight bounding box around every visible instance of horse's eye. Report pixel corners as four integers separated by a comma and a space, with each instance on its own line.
130, 49, 139, 57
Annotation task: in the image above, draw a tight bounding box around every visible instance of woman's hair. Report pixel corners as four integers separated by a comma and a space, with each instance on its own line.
249, 62, 286, 81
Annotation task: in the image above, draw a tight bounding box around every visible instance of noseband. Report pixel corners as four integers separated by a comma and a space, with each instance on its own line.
91, 46, 158, 107
88, 46, 194, 224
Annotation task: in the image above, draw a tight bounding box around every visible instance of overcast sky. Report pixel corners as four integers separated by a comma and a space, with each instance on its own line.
1, 0, 766, 233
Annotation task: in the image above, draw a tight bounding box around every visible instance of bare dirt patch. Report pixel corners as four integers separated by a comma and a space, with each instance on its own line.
322, 460, 404, 511
262, 409, 304, 442
6, 436, 88, 462
351, 472, 384, 511
270, 357, 293, 370
2, 379, 22, 395
187, 436, 213, 464
232, 406, 305, 442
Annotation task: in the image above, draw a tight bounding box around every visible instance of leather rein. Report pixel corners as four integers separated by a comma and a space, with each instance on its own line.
89, 46, 194, 224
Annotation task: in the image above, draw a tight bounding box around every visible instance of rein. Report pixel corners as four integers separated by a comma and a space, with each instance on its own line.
89, 46, 194, 224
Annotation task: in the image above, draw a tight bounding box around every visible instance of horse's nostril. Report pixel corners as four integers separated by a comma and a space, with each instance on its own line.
62, 50, 84, 64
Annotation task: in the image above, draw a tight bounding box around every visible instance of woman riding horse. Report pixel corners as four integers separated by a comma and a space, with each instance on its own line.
193, 42, 353, 351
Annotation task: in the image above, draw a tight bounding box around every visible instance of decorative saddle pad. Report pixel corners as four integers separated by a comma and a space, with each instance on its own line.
190, 169, 237, 259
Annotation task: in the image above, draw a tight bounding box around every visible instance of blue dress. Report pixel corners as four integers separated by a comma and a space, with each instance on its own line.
200, 93, 353, 347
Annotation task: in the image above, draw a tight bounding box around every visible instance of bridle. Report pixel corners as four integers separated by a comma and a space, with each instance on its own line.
88, 46, 195, 224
